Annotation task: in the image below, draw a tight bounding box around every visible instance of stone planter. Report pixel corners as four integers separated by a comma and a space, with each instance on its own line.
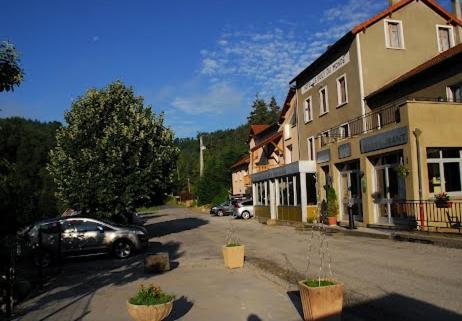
126, 300, 173, 321
298, 280, 344, 321
327, 216, 337, 226
223, 245, 245, 269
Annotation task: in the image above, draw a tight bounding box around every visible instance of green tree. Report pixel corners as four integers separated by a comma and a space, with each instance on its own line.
247, 96, 270, 125
0, 41, 24, 92
48, 81, 179, 218
268, 96, 281, 124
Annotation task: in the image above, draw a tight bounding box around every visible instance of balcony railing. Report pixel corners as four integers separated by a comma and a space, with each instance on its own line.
321, 104, 401, 147
254, 164, 280, 173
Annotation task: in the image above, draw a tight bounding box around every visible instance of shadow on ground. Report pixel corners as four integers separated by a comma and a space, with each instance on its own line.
287, 290, 462, 321
13, 240, 183, 321
145, 217, 208, 238
165, 296, 194, 321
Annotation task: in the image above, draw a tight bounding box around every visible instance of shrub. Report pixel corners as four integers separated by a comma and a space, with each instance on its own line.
326, 187, 339, 218
129, 285, 174, 306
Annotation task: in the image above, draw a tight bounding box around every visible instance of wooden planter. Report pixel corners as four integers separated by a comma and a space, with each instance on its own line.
435, 201, 452, 209
298, 280, 344, 321
327, 216, 337, 226
126, 300, 173, 321
223, 245, 245, 269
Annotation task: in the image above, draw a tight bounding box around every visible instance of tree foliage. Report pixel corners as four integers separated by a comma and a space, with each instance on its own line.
0, 41, 24, 92
247, 95, 280, 125
0, 118, 61, 234
48, 81, 179, 218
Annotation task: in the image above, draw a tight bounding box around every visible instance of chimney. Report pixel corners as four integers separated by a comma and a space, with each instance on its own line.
452, 0, 462, 20
388, 0, 399, 6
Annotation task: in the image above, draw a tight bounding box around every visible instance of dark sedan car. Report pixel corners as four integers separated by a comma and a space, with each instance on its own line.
23, 217, 148, 266
210, 201, 234, 216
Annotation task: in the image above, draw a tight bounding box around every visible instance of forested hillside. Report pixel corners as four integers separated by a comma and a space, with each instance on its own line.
175, 96, 281, 205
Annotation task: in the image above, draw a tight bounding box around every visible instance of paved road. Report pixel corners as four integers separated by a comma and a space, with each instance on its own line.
13, 206, 462, 321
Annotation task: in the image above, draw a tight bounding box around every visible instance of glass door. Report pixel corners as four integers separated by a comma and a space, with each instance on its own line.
340, 170, 363, 222
374, 165, 406, 224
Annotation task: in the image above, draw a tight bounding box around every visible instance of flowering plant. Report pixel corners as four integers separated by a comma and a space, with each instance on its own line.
434, 192, 450, 203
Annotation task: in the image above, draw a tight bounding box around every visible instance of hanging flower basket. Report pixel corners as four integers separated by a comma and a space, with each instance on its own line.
434, 193, 451, 208
298, 279, 344, 321
394, 165, 410, 178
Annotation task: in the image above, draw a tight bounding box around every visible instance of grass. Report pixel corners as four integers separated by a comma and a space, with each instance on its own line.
225, 243, 241, 247
303, 279, 336, 288
129, 285, 174, 306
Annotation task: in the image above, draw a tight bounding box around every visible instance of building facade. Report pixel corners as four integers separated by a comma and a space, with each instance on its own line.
249, 0, 462, 232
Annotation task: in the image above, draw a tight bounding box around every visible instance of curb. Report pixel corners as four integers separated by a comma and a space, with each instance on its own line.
391, 232, 462, 249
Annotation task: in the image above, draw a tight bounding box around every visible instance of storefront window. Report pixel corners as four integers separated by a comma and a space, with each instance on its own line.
426, 147, 462, 195
306, 174, 317, 205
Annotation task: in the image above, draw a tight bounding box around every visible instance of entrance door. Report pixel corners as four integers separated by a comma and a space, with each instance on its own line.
374, 165, 406, 224
340, 170, 363, 222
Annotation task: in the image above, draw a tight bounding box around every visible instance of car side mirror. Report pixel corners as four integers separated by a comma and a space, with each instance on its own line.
97, 225, 104, 233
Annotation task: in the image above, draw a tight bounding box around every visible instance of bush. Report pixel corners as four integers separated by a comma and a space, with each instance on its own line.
326, 187, 339, 217
211, 187, 230, 205
129, 285, 174, 306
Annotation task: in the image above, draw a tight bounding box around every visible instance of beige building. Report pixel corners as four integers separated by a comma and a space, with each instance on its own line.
251, 0, 462, 232
230, 155, 251, 196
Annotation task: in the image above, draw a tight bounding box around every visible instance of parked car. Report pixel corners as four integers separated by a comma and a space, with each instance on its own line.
233, 200, 254, 220
22, 217, 148, 266
210, 201, 234, 216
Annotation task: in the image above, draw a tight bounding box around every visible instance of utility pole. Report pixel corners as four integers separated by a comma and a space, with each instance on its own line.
199, 136, 206, 177
187, 178, 191, 193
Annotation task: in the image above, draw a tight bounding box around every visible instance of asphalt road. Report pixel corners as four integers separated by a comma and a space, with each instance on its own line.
12, 206, 462, 321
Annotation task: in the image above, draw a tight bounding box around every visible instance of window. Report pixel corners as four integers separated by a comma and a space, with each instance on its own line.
447, 84, 462, 103
319, 86, 329, 115
304, 96, 313, 123
307, 136, 316, 161
336, 75, 348, 106
385, 19, 404, 49
426, 148, 462, 195
290, 109, 297, 127
339, 123, 350, 138
320, 130, 330, 146
436, 25, 454, 52
286, 145, 293, 164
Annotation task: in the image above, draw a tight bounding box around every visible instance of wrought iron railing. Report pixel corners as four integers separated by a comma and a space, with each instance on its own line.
384, 200, 462, 232
320, 104, 401, 146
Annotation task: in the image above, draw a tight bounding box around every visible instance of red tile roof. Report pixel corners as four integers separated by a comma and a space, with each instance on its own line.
230, 154, 250, 169
366, 42, 462, 99
278, 87, 296, 124
250, 124, 270, 136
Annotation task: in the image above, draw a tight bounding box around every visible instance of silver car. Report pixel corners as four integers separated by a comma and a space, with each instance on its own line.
232, 200, 254, 220
25, 217, 148, 263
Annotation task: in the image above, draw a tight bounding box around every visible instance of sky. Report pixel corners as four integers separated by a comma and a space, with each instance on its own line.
0, 0, 454, 138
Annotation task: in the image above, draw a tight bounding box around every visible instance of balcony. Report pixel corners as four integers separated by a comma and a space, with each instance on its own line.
254, 164, 280, 173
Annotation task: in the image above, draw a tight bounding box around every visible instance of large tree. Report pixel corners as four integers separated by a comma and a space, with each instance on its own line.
48, 81, 179, 218
0, 41, 24, 92
247, 95, 280, 125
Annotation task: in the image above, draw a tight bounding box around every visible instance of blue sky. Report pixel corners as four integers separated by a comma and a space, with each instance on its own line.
0, 0, 453, 137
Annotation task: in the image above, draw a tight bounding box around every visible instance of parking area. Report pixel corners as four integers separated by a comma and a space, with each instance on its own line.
12, 206, 462, 321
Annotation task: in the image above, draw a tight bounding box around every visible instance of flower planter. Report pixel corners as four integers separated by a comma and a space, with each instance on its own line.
127, 300, 173, 321
327, 216, 337, 226
435, 201, 452, 209
298, 280, 344, 321
223, 245, 245, 269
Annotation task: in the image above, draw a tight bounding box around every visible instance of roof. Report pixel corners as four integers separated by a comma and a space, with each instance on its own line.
251, 132, 283, 152
278, 87, 296, 124
366, 42, 462, 99
250, 124, 270, 136
230, 154, 250, 169
291, 0, 462, 85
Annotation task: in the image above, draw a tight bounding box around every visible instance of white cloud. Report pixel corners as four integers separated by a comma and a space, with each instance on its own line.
171, 82, 244, 115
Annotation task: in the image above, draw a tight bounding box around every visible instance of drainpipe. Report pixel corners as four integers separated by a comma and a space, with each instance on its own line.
413, 128, 425, 228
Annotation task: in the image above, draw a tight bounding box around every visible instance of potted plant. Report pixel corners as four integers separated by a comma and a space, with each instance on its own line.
394, 164, 410, 178
326, 187, 339, 226
127, 284, 174, 321
223, 221, 244, 269
298, 279, 344, 321
434, 192, 452, 208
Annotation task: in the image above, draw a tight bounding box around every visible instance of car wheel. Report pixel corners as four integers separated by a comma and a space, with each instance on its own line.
242, 211, 251, 220
113, 239, 133, 259
217, 210, 224, 217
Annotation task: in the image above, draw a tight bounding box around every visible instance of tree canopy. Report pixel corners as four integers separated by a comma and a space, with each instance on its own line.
0, 41, 24, 92
48, 81, 179, 218
247, 96, 280, 125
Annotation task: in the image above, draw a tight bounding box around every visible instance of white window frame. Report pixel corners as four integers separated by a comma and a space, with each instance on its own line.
427, 148, 462, 196
336, 74, 348, 107
447, 83, 462, 102
320, 130, 330, 146
339, 123, 350, 139
307, 136, 316, 161
304, 96, 313, 123
319, 86, 329, 116
436, 25, 455, 53
384, 19, 405, 49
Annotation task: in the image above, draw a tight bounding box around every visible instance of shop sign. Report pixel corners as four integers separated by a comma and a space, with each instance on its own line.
301, 52, 350, 94
316, 149, 331, 163
360, 127, 408, 153
338, 143, 351, 159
